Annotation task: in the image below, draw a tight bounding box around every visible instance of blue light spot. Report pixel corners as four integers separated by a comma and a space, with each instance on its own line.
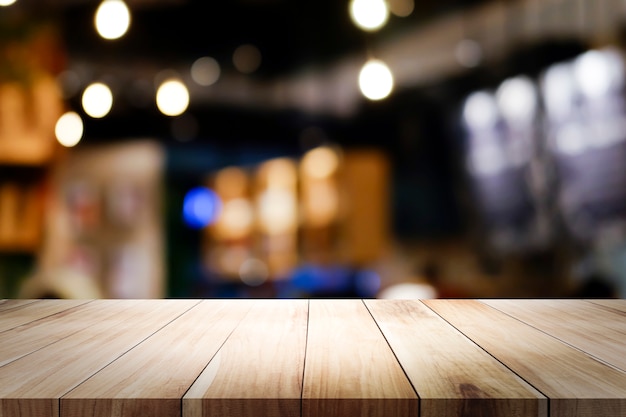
183, 187, 221, 229
355, 270, 381, 297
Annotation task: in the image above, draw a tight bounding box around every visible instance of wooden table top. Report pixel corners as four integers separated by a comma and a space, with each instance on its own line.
0, 299, 624, 417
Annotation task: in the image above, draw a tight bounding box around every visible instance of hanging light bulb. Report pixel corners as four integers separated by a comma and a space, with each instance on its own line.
359, 59, 394, 100
349, 0, 389, 32
95, 0, 131, 40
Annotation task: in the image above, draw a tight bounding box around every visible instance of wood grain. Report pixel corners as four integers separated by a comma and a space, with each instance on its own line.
365, 299, 546, 417
184, 300, 308, 417
62, 300, 253, 417
302, 299, 417, 417
0, 299, 88, 333
588, 299, 626, 313
0, 299, 197, 417
425, 299, 626, 417
0, 299, 37, 313
482, 299, 626, 372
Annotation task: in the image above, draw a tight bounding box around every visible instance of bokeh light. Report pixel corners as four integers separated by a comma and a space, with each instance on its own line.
95, 0, 131, 40
378, 282, 438, 299
0, 0, 17, 6
183, 187, 222, 229
349, 0, 389, 32
258, 189, 297, 235
82, 82, 113, 118
496, 76, 538, 124
463, 91, 499, 129
455, 39, 483, 68
55, 112, 84, 148
156, 78, 190, 117
239, 258, 269, 286
301, 146, 340, 179
191, 57, 221, 87
233, 44, 262, 74
574, 50, 614, 99
358, 59, 394, 101
388, 0, 414, 17
214, 198, 255, 240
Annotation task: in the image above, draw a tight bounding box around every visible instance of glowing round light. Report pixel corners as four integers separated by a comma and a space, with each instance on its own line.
156, 79, 190, 117
0, 0, 17, 6
95, 0, 131, 40
191, 57, 221, 87
542, 63, 576, 119
463, 91, 499, 129
358, 59, 394, 101
183, 187, 222, 229
301, 146, 339, 179
233, 44, 262, 74
258, 189, 297, 234
55, 112, 84, 148
81, 82, 113, 118
574, 50, 613, 99
216, 198, 255, 239
496, 76, 537, 123
239, 258, 269, 287
349, 0, 389, 32
378, 282, 437, 299
388, 0, 414, 17
455, 39, 483, 68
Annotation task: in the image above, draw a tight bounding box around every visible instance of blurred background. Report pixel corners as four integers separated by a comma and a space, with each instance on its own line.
1, 0, 625, 299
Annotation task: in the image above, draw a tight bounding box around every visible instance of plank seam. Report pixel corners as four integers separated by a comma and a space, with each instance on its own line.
479, 301, 626, 373
361, 299, 421, 417
300, 299, 310, 417
421, 300, 552, 417
59, 300, 204, 405
0, 300, 94, 335
179, 300, 257, 417
0, 300, 99, 371
586, 300, 626, 316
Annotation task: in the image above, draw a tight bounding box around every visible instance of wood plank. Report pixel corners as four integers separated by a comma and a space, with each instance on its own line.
588, 299, 626, 313
62, 300, 254, 417
365, 299, 547, 417
184, 300, 308, 417
302, 299, 417, 417
0, 299, 88, 332
425, 299, 626, 417
482, 299, 626, 372
0, 299, 37, 313
0, 299, 198, 417
0, 300, 111, 367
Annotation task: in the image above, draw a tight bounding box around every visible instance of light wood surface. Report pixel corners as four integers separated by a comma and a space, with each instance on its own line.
365, 300, 546, 417
184, 300, 307, 417
482, 299, 626, 372
424, 299, 626, 417
0, 299, 624, 417
302, 300, 417, 417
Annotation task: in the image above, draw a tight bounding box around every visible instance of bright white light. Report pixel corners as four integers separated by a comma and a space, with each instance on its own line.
574, 50, 613, 99
0, 0, 18, 7
95, 0, 131, 40
350, 0, 389, 31
191, 57, 221, 86
82, 82, 113, 118
55, 112, 84, 147
378, 283, 437, 299
496, 76, 537, 124
542, 63, 576, 119
463, 91, 499, 129
359, 59, 394, 101
156, 79, 189, 117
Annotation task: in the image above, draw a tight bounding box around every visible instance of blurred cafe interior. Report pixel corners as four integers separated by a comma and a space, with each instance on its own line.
1, 0, 626, 300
